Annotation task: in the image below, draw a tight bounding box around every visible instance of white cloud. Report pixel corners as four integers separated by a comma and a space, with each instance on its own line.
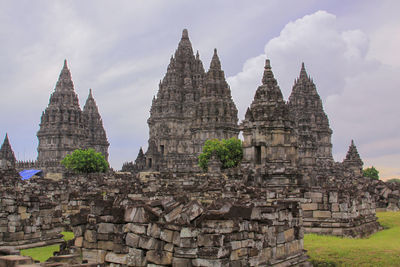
228, 10, 400, 179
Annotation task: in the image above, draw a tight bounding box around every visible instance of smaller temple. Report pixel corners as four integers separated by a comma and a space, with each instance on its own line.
121, 147, 146, 174
16, 60, 110, 176
241, 59, 298, 174
0, 134, 16, 169
83, 89, 109, 161
287, 62, 333, 170
342, 140, 364, 176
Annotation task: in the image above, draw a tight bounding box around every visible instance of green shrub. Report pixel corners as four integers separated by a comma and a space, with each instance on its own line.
61, 148, 108, 174
363, 166, 379, 180
198, 137, 243, 171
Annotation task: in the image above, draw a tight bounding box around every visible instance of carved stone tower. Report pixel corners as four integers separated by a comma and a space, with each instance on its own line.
287, 63, 333, 169
83, 89, 109, 160
37, 60, 87, 165
342, 140, 363, 176
241, 59, 298, 173
191, 49, 239, 154
0, 134, 16, 169
36, 60, 109, 172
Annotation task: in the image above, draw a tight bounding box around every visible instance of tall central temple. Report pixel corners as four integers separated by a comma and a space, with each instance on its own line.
145, 29, 239, 171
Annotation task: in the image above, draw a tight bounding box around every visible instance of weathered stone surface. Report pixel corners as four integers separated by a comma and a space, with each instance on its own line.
105, 252, 127, 264
97, 223, 114, 234
146, 250, 173, 265
127, 248, 146, 267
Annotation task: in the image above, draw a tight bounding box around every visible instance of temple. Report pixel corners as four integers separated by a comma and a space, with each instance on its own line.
145, 30, 238, 172
16, 60, 109, 175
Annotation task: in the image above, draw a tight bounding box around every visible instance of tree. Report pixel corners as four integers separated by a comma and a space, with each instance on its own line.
198, 137, 243, 171
61, 148, 109, 174
363, 166, 379, 180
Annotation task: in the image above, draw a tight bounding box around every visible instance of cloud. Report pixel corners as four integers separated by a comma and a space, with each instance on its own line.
227, 10, 400, 179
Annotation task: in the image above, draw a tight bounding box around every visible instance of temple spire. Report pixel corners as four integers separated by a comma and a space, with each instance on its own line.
261, 59, 278, 87
345, 139, 362, 162
55, 59, 74, 92
0, 133, 16, 168
209, 48, 222, 70
83, 89, 99, 113
176, 29, 194, 60
299, 62, 308, 80
182, 29, 189, 39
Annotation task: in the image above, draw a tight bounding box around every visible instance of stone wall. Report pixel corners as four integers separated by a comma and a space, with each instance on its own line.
301, 189, 380, 237
71, 195, 309, 266
0, 170, 64, 246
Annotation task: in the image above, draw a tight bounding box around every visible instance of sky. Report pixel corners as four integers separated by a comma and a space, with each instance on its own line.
0, 0, 399, 180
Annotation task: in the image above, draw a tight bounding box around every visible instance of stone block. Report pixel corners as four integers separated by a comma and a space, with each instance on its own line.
105, 252, 127, 264
74, 236, 83, 247
139, 236, 161, 250
201, 220, 235, 234
174, 248, 198, 259
301, 203, 318, 211
329, 192, 338, 203
160, 229, 174, 243
180, 227, 199, 238
164, 243, 174, 252
127, 248, 146, 267
287, 240, 301, 255
98, 241, 114, 251
126, 233, 140, 247
198, 234, 224, 247
0, 255, 33, 266
82, 249, 107, 263
147, 223, 161, 238
146, 250, 173, 265
198, 247, 230, 259
230, 248, 248, 261
313, 211, 331, 218
124, 223, 147, 235
164, 205, 183, 223
284, 228, 294, 242
84, 230, 97, 243
179, 237, 197, 248
274, 244, 285, 259
125, 206, 154, 223
98, 223, 115, 234
73, 225, 85, 237
172, 257, 192, 267
192, 258, 229, 267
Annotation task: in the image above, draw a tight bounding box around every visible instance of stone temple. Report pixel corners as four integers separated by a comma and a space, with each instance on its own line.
16, 60, 109, 175
141, 30, 239, 172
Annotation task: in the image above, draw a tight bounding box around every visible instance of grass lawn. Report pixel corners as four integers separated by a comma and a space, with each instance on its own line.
304, 211, 400, 267
20, 231, 74, 262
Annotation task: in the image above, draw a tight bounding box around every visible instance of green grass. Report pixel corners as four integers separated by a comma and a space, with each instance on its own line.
304, 211, 400, 267
20, 231, 74, 262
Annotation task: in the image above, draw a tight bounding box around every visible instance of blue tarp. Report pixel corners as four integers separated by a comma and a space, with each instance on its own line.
19, 169, 42, 180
